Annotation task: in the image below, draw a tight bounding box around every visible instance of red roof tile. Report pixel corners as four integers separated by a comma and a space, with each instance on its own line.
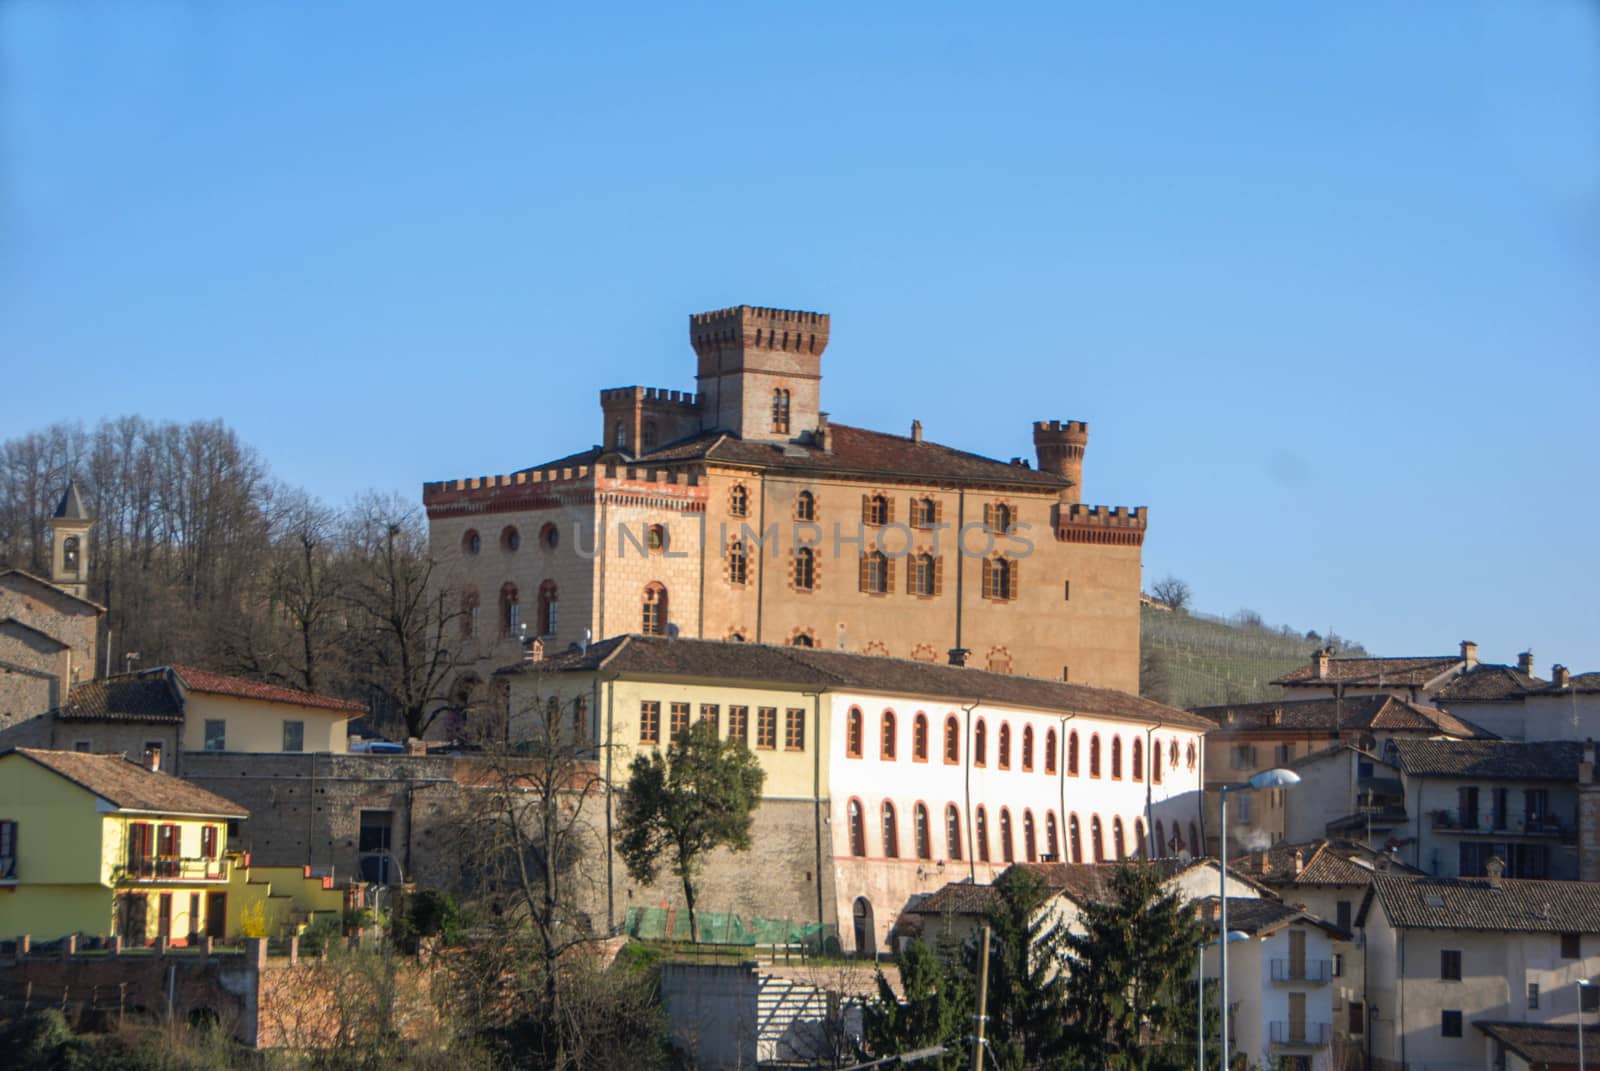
171, 665, 364, 714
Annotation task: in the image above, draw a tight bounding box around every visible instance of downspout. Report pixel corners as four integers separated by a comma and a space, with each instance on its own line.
596, 496, 608, 639
953, 488, 966, 655
1059, 713, 1078, 859
1398, 928, 1407, 1070
696, 504, 707, 639
755, 480, 768, 644
962, 701, 980, 883
806, 689, 825, 944
1145, 719, 1164, 858
603, 674, 618, 934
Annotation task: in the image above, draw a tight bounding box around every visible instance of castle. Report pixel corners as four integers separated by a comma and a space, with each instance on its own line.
423, 304, 1149, 711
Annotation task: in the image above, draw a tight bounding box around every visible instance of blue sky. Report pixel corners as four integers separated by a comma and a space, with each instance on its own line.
3, 2, 1596, 667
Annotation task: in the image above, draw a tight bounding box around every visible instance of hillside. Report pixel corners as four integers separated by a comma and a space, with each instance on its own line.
1139, 605, 1370, 710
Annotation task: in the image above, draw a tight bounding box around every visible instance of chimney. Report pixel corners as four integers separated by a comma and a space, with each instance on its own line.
524, 637, 545, 663
1314, 647, 1333, 679
1460, 640, 1478, 668
814, 411, 830, 452
1518, 651, 1536, 677
1294, 849, 1305, 876
1485, 856, 1505, 887
947, 648, 970, 668
1555, 665, 1571, 688
910, 420, 923, 443
1259, 851, 1272, 875
1269, 707, 1283, 726
142, 746, 161, 773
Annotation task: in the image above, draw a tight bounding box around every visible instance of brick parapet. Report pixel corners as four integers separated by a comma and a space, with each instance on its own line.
599, 385, 701, 410
1056, 504, 1148, 546
690, 305, 830, 359
423, 465, 708, 519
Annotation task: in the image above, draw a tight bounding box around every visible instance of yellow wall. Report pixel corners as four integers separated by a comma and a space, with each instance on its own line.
99, 813, 230, 885
0, 752, 106, 885
180, 692, 349, 753
0, 885, 113, 941
226, 861, 347, 939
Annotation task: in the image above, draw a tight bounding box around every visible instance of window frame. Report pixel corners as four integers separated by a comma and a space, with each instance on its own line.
282, 720, 305, 753
784, 708, 806, 751
846, 707, 864, 759
639, 701, 661, 745
881, 710, 897, 760
203, 719, 226, 752
757, 707, 779, 750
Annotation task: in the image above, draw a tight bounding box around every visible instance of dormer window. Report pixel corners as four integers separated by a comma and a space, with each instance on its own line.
771, 389, 791, 434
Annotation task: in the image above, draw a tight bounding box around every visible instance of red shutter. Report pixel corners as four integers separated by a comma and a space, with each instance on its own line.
1009, 557, 1020, 600
886, 496, 895, 523
934, 498, 944, 526
861, 494, 871, 524
858, 554, 869, 592
981, 558, 993, 598
983, 502, 994, 530
933, 557, 944, 597
885, 556, 895, 593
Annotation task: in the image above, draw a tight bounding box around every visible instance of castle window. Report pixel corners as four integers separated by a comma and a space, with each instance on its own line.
882, 802, 899, 858
790, 632, 814, 647
848, 800, 866, 858
500, 582, 520, 637
1069, 814, 1083, 862
794, 547, 815, 591
975, 807, 990, 862
670, 702, 691, 740
1131, 738, 1143, 782
641, 421, 658, 451
1112, 817, 1126, 861
910, 497, 937, 528
863, 494, 890, 526
614, 421, 626, 449
1045, 728, 1058, 774
771, 389, 791, 434
646, 524, 666, 552
1021, 725, 1035, 772
943, 715, 960, 765
756, 707, 778, 750
881, 710, 897, 760
982, 557, 1018, 601
539, 523, 559, 550
785, 707, 806, 751
500, 526, 520, 553
1067, 731, 1079, 776
946, 804, 963, 861
1134, 819, 1146, 859
1024, 810, 1037, 862
1089, 734, 1102, 778
641, 583, 668, 635
537, 581, 558, 637
1111, 736, 1123, 780
846, 708, 864, 759
909, 553, 938, 597
730, 485, 749, 517
974, 719, 988, 767
62, 536, 80, 573
639, 701, 660, 745
728, 541, 748, 585
983, 502, 1014, 533
796, 491, 815, 521
999, 809, 1014, 863
913, 713, 929, 762
1046, 812, 1060, 860
462, 529, 481, 556
1091, 815, 1105, 862
860, 551, 890, 595
914, 804, 931, 860
460, 588, 480, 639
998, 723, 1011, 770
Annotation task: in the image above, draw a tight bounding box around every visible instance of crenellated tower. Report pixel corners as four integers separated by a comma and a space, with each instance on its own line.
1032, 420, 1089, 502
690, 305, 830, 442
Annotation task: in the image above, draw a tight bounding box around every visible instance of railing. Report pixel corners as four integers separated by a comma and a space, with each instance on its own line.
1270, 958, 1332, 984
1429, 810, 1570, 838
124, 855, 231, 882
1270, 1022, 1331, 1047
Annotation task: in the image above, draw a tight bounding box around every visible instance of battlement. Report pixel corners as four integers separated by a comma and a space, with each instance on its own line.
1032, 419, 1089, 496
1032, 419, 1089, 441
599, 386, 701, 409
1056, 504, 1147, 547
690, 305, 830, 358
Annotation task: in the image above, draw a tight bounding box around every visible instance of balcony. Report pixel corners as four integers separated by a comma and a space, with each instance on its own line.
1270, 1022, 1331, 1048
123, 855, 230, 883
1429, 810, 1573, 841
1270, 958, 1333, 985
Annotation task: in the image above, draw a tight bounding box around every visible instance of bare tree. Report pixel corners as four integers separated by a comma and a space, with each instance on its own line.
1149, 575, 1192, 613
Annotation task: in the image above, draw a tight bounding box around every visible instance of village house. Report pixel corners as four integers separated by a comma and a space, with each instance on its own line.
1272, 643, 1485, 703
1432, 656, 1600, 745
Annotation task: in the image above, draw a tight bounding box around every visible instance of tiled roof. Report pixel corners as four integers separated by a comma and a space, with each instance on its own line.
1189, 695, 1492, 739
501, 635, 1213, 730
1433, 664, 1549, 702
0, 568, 105, 611
1006, 859, 1276, 901
55, 673, 185, 723
1273, 655, 1460, 688
172, 665, 365, 713
1234, 840, 1413, 887
1390, 739, 1585, 781
1541, 673, 1600, 696
3, 748, 248, 818
1476, 1022, 1600, 1066
903, 883, 1002, 916
1193, 897, 1328, 937
1371, 872, 1600, 932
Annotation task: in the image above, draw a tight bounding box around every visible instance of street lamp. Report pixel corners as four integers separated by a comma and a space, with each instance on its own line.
1199, 930, 1249, 1071
1219, 767, 1301, 1071
1579, 979, 1595, 1071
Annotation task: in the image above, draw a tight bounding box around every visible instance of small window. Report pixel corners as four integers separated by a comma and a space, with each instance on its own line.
204, 719, 226, 752
1441, 949, 1462, 981
639, 701, 660, 744
1563, 934, 1582, 959
881, 710, 897, 760
946, 804, 962, 861
537, 580, 559, 636
1063, 579, 1070, 601
943, 716, 960, 765
73, 740, 91, 753
1528, 982, 1540, 1010
1045, 729, 1057, 774
882, 801, 899, 858
975, 807, 990, 862
1349, 1001, 1365, 1035
999, 809, 1014, 863
865, 495, 890, 526
848, 800, 866, 857
462, 529, 481, 556
730, 485, 749, 517
1089, 733, 1101, 777
539, 522, 559, 550
1336, 900, 1353, 931
794, 547, 816, 590
860, 551, 889, 594
0, 819, 16, 879
757, 707, 778, 750
1110, 735, 1122, 779
62, 536, 80, 573
785, 708, 806, 751
913, 714, 929, 761
728, 540, 748, 585
998, 723, 1012, 770
669, 702, 690, 740
795, 491, 815, 521
1067, 731, 1079, 776
728, 705, 748, 745
200, 825, 218, 860
974, 719, 988, 767
642, 583, 668, 635
915, 804, 931, 860
282, 720, 305, 753
910, 497, 937, 528
981, 557, 1017, 601
646, 524, 667, 552
771, 389, 791, 434
500, 525, 520, 553
910, 553, 937, 597
846, 708, 864, 758
1441, 1011, 1462, 1038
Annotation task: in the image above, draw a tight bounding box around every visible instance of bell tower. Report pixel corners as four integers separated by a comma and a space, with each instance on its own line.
48, 479, 93, 600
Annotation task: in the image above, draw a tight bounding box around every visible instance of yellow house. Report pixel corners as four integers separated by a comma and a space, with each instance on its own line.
171, 664, 358, 754
0, 747, 247, 943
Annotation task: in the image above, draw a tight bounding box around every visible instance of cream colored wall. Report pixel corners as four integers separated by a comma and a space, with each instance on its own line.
180, 693, 349, 753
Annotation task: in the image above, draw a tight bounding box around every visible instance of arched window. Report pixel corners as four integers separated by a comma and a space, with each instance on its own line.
881, 710, 897, 760
613, 421, 626, 448
848, 799, 866, 857
1069, 814, 1083, 863
1068, 731, 1079, 776
641, 583, 668, 635
846, 708, 864, 759
910, 553, 937, 596
1170, 739, 1180, 769
460, 587, 480, 638
882, 802, 899, 858
1187, 742, 1198, 769
1155, 820, 1166, 856
641, 421, 658, 451
646, 524, 666, 551
998, 724, 1012, 770
1000, 809, 1015, 863
911, 497, 937, 527
943, 715, 960, 765
796, 490, 815, 521
62, 536, 80, 572
1023, 810, 1038, 862
730, 484, 749, 517
913, 714, 929, 761
537, 580, 559, 637
981, 556, 1017, 600
1132, 737, 1144, 782
1089, 734, 1101, 778
1153, 744, 1164, 784
974, 719, 988, 767
728, 540, 748, 585
1046, 812, 1060, 860
975, 807, 991, 862
946, 804, 963, 861
500, 582, 520, 636
866, 494, 889, 525
1112, 817, 1126, 861
539, 522, 559, 550
1091, 815, 1105, 863
791, 632, 814, 648
1022, 725, 1035, 771
1111, 736, 1123, 780
860, 550, 889, 594
992, 502, 1014, 533
914, 804, 931, 860
794, 547, 816, 590
1045, 728, 1058, 774
500, 525, 520, 553
771, 389, 791, 434
462, 529, 481, 556
1134, 819, 1147, 859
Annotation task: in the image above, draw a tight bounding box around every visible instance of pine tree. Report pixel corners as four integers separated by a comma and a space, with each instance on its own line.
862, 939, 969, 1070
968, 866, 1072, 1071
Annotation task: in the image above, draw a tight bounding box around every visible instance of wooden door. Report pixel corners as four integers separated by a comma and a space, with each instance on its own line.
1288, 992, 1307, 1042
1289, 928, 1307, 978
206, 892, 227, 938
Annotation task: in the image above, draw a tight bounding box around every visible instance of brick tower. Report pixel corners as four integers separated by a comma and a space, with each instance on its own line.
1032, 420, 1089, 502
691, 306, 830, 442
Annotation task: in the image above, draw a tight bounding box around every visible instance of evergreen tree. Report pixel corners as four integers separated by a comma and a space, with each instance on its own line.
968, 866, 1072, 1071
1061, 863, 1208, 1071
862, 938, 969, 1070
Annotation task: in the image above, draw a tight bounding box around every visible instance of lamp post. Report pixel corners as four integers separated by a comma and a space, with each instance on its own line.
1580, 979, 1595, 1071
1199, 930, 1249, 1071
1219, 768, 1301, 1071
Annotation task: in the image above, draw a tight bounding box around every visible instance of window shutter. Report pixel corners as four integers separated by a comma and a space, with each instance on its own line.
905, 557, 916, 595
934, 498, 944, 525
934, 557, 944, 597
859, 554, 869, 592
861, 494, 871, 524
887, 496, 895, 523
983, 502, 994, 530
981, 558, 992, 597
885, 556, 895, 593
1009, 557, 1020, 599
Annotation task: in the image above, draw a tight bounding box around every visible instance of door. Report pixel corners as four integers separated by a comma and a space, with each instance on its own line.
853, 897, 876, 957
1288, 992, 1307, 1043
158, 892, 173, 939
117, 893, 147, 944
1289, 928, 1307, 980
206, 892, 227, 938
